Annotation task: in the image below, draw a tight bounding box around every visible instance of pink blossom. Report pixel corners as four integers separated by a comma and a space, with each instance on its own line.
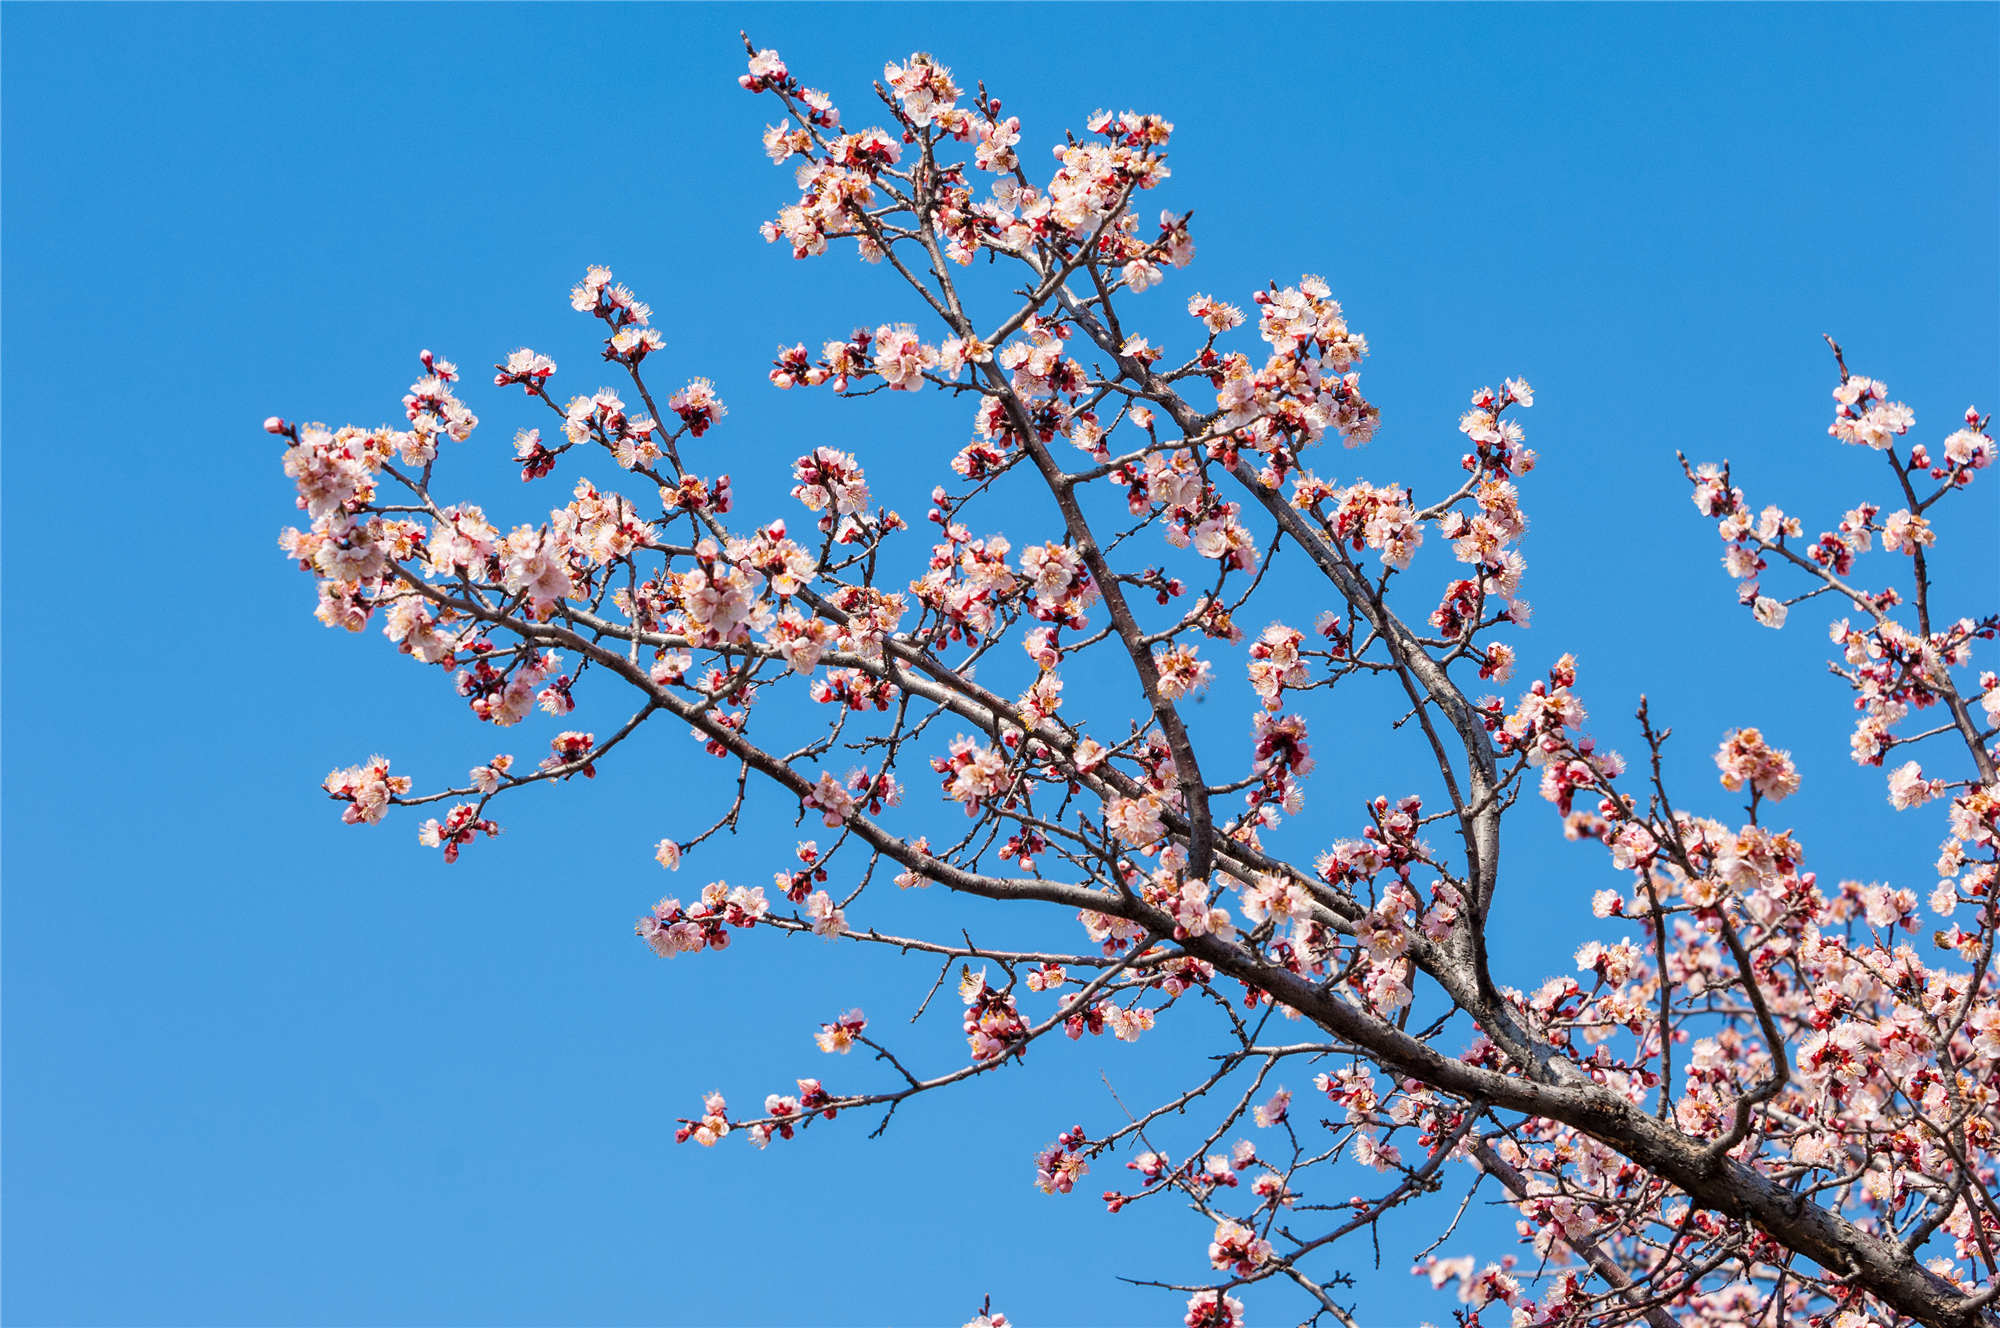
1715, 727, 1801, 801
804, 890, 845, 939
1886, 760, 1945, 810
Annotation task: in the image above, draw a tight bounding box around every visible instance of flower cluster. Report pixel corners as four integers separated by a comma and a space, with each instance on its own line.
322, 756, 411, 826
961, 968, 1028, 1062
636, 882, 772, 958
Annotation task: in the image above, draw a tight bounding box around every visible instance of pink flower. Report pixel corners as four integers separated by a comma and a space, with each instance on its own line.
1207, 1219, 1272, 1275
1183, 1289, 1245, 1328
804, 890, 845, 939
417, 803, 498, 864
815, 1008, 866, 1054
801, 771, 856, 826
667, 378, 726, 436
1882, 508, 1935, 554
1715, 727, 1801, 801
742, 48, 787, 89
1887, 760, 1944, 810
932, 735, 1011, 813
882, 52, 959, 127
1104, 795, 1166, 848
323, 755, 412, 825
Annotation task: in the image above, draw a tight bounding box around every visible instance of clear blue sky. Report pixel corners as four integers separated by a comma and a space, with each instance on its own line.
4, 5, 1994, 1326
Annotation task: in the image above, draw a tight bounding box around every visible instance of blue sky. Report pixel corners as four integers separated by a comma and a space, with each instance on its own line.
4, 4, 1995, 1326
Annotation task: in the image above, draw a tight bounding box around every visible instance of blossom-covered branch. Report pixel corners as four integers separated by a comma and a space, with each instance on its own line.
272, 39, 1999, 1328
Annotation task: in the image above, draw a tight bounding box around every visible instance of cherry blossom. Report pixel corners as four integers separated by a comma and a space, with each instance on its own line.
271, 41, 2000, 1328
